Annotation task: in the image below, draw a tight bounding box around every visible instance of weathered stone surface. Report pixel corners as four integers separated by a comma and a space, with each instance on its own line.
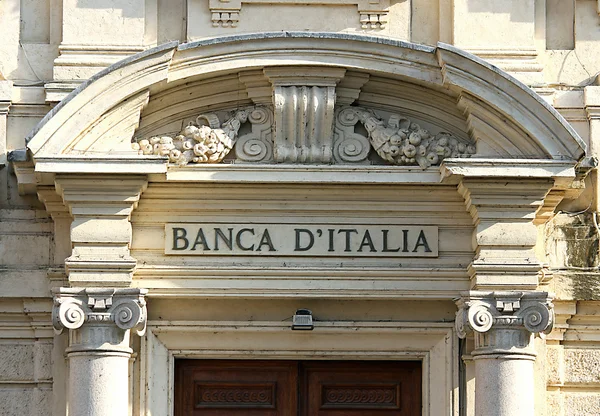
564, 349, 600, 384
546, 391, 563, 416
0, 388, 51, 416
565, 393, 600, 416
546, 346, 564, 385
33, 342, 53, 381
0, 344, 34, 381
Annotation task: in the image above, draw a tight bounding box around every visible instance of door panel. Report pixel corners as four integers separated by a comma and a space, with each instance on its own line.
175, 360, 298, 416
175, 359, 422, 416
300, 361, 422, 416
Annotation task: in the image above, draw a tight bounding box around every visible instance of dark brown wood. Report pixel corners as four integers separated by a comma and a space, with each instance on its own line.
299, 361, 422, 416
175, 360, 298, 416
175, 359, 422, 416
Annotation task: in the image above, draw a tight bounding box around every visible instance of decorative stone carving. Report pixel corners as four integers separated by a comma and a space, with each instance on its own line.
53, 288, 147, 338
234, 107, 274, 163
208, 0, 389, 29
455, 291, 554, 354
133, 106, 273, 165
274, 86, 336, 163
134, 104, 476, 167
211, 11, 240, 28
334, 107, 476, 168
360, 13, 388, 29
265, 67, 346, 164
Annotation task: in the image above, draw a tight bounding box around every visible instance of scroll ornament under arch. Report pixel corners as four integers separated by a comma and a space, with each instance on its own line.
132, 106, 476, 168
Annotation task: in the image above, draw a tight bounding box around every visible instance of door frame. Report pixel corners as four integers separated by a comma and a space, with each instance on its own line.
138, 320, 458, 416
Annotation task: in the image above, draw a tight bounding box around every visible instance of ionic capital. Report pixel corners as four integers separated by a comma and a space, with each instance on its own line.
53, 288, 147, 336
455, 291, 554, 357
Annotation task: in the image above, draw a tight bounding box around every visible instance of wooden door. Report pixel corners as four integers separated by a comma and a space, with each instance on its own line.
175, 359, 421, 416
175, 360, 298, 416
299, 361, 421, 416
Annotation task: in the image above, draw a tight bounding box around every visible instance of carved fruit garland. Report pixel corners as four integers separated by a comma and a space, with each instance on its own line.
132, 109, 250, 165
340, 107, 476, 169
358, 108, 476, 168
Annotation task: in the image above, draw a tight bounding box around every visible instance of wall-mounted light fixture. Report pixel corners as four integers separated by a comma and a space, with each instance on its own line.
292, 309, 313, 330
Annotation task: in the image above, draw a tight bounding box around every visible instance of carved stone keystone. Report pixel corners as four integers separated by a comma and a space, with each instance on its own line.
53, 287, 147, 416
456, 291, 554, 416
264, 67, 346, 163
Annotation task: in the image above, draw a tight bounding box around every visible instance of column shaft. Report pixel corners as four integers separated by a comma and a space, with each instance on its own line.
474, 355, 535, 416
69, 351, 130, 416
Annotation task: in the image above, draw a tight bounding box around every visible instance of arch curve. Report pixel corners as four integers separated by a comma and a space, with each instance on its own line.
25, 32, 586, 169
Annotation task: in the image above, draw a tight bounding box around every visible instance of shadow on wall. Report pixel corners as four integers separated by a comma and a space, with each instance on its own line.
76, 0, 143, 18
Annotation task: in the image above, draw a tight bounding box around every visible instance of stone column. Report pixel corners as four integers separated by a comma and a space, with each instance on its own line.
52, 288, 147, 416
456, 291, 554, 416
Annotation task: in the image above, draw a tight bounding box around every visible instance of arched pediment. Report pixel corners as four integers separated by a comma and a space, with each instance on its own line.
25, 32, 586, 173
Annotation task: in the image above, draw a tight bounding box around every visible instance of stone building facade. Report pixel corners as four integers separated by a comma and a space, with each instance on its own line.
1, 1, 600, 416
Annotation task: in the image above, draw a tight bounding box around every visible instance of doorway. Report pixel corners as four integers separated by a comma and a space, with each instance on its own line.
175, 359, 422, 415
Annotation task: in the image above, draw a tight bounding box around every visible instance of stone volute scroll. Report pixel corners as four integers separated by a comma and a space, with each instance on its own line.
455, 291, 554, 416
53, 288, 147, 416
53, 288, 148, 340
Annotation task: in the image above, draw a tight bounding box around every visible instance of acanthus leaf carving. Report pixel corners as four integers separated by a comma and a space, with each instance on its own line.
134, 105, 474, 167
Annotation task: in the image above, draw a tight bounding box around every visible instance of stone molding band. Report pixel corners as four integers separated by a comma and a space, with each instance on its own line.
455, 291, 554, 358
